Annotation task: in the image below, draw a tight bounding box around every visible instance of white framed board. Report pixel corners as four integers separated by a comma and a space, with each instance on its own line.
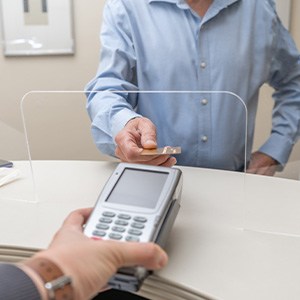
0, 0, 74, 56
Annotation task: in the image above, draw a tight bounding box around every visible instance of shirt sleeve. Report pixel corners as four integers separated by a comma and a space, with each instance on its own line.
85, 0, 141, 156
260, 12, 300, 165
0, 263, 41, 300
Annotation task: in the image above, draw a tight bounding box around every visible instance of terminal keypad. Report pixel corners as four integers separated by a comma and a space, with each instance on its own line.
92, 211, 148, 242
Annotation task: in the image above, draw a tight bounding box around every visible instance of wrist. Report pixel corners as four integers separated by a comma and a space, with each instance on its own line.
23, 257, 74, 300
124, 116, 141, 127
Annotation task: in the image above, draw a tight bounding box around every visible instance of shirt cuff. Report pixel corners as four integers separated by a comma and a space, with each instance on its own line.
0, 263, 41, 300
111, 109, 142, 140
258, 133, 294, 166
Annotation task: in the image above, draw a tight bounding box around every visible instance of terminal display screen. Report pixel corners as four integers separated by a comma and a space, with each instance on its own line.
106, 168, 168, 209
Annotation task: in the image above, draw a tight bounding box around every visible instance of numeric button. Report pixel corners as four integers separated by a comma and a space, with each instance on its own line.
115, 219, 128, 226
128, 229, 142, 236
112, 226, 126, 233
118, 214, 131, 220
109, 233, 123, 240
131, 222, 145, 230
99, 217, 112, 224
126, 236, 140, 242
102, 211, 116, 218
96, 223, 109, 230
133, 216, 147, 223
93, 230, 106, 237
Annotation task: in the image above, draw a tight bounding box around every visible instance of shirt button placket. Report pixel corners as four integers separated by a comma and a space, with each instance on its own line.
197, 21, 210, 166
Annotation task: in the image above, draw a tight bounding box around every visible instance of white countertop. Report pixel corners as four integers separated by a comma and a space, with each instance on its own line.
0, 161, 300, 300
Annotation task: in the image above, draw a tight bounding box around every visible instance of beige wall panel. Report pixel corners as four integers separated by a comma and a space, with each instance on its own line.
0, 0, 299, 177
0, 0, 109, 161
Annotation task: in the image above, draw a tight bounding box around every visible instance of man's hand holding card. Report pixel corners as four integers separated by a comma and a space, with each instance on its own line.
115, 117, 180, 167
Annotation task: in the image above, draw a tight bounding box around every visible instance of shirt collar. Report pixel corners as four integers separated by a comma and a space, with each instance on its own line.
212, 0, 240, 11
149, 0, 241, 22
148, 0, 240, 5
148, 0, 183, 3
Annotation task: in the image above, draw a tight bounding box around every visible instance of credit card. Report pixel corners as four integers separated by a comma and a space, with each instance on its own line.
141, 146, 181, 156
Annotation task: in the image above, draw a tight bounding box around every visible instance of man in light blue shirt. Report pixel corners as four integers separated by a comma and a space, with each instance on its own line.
86, 0, 300, 174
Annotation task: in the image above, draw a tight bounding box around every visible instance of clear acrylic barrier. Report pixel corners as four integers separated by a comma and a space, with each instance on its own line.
244, 91, 300, 236
244, 145, 300, 237
20, 91, 105, 161
21, 90, 248, 218
10, 90, 300, 237
19, 91, 114, 205
0, 102, 36, 203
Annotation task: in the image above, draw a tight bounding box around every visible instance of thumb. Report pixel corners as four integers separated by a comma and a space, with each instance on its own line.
138, 118, 157, 149
115, 242, 168, 270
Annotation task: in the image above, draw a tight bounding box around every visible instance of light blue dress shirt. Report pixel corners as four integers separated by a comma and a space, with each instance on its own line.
86, 0, 300, 171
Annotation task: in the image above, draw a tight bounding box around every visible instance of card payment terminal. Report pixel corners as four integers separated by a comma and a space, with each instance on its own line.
84, 163, 183, 291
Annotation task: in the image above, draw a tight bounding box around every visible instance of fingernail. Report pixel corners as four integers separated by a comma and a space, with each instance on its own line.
170, 157, 177, 165
158, 252, 168, 268
144, 140, 156, 146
